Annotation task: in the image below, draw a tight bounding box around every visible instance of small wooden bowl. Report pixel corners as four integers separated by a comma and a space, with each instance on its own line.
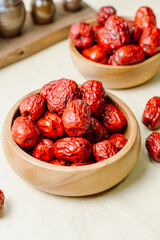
69, 18, 160, 89
2, 89, 141, 196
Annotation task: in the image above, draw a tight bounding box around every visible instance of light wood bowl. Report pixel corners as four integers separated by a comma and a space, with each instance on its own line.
2, 89, 141, 196
69, 18, 160, 89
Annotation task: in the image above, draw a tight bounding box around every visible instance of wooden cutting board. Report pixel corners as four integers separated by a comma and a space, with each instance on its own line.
0, 1, 96, 69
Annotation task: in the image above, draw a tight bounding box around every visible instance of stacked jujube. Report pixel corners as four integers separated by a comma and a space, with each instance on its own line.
69, 6, 160, 66
12, 78, 127, 166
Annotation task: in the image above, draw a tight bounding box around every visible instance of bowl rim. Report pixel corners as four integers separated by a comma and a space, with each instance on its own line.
69, 37, 160, 69
3, 88, 139, 172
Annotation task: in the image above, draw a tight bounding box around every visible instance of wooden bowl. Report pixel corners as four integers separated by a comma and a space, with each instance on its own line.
2, 89, 141, 196
69, 18, 160, 89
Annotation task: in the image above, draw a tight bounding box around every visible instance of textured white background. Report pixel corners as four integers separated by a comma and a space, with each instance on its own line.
0, 0, 160, 239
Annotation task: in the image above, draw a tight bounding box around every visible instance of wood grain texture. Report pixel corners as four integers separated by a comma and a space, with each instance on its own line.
2, 89, 141, 197
0, 1, 96, 69
69, 17, 160, 89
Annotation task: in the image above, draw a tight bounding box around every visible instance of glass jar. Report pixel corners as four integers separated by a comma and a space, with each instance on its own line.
31, 0, 56, 25
0, 0, 26, 37
63, 0, 82, 12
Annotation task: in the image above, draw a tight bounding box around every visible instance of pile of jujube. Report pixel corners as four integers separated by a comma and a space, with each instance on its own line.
11, 78, 128, 166
69, 6, 160, 66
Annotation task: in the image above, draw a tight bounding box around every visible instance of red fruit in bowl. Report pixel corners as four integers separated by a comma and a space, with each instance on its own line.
93, 140, 118, 162
69, 22, 95, 49
47, 78, 80, 115
12, 116, 40, 148
40, 80, 59, 101
142, 96, 160, 130
107, 45, 145, 66
146, 132, 160, 162
62, 99, 91, 137
32, 139, 54, 163
109, 133, 127, 151
135, 6, 156, 29
97, 16, 130, 54
19, 94, 46, 121
50, 159, 68, 166
84, 118, 109, 143
36, 112, 64, 140
80, 80, 106, 118
126, 20, 142, 43
82, 44, 108, 64
102, 103, 127, 133
97, 6, 116, 26
139, 26, 160, 55
54, 137, 91, 163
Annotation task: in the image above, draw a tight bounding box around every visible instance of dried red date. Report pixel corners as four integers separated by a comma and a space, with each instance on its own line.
109, 134, 127, 151
0, 190, 5, 213
82, 44, 108, 64
139, 26, 160, 55
54, 137, 91, 163
102, 103, 127, 133
12, 116, 40, 148
142, 96, 160, 130
107, 45, 145, 66
40, 80, 59, 101
93, 140, 118, 162
135, 6, 156, 29
97, 6, 116, 26
126, 20, 142, 43
80, 80, 106, 118
85, 118, 109, 143
47, 78, 80, 115
62, 99, 91, 137
97, 16, 130, 54
19, 94, 46, 121
50, 159, 69, 166
69, 22, 95, 48
146, 132, 160, 162
32, 139, 54, 163
36, 112, 64, 139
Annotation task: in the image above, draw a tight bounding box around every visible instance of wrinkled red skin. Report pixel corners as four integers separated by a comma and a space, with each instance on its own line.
126, 20, 142, 43
62, 99, 91, 137
80, 80, 106, 118
109, 134, 127, 151
47, 78, 80, 115
54, 137, 91, 163
135, 6, 156, 29
40, 80, 59, 101
36, 112, 64, 140
69, 22, 95, 49
142, 97, 160, 130
50, 159, 69, 166
32, 139, 54, 163
70, 160, 93, 166
139, 26, 160, 55
19, 94, 46, 121
97, 15, 130, 54
102, 103, 127, 133
0, 190, 5, 213
12, 116, 40, 148
82, 44, 108, 64
84, 118, 109, 143
93, 140, 118, 162
97, 6, 116, 27
146, 132, 160, 162
107, 45, 145, 66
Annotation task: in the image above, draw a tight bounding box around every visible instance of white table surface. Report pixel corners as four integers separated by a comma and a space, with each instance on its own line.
1, 0, 160, 239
